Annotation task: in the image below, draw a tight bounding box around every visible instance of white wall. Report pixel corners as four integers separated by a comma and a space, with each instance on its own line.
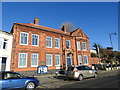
0, 30, 13, 71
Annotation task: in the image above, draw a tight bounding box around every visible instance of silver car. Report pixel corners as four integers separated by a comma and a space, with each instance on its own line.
66, 65, 98, 81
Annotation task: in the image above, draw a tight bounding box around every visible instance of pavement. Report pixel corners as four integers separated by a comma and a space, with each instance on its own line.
34, 68, 119, 89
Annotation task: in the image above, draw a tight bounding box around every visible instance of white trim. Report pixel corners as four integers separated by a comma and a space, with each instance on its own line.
46, 54, 52, 66
54, 38, 60, 49
55, 55, 60, 66
31, 53, 38, 67
18, 53, 27, 68
83, 55, 89, 65
46, 36, 52, 48
31, 34, 39, 46
20, 32, 28, 45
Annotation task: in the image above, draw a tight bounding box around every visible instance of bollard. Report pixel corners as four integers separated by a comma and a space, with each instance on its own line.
55, 72, 58, 79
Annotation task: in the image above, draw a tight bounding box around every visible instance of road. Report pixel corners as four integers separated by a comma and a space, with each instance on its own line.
59, 69, 119, 88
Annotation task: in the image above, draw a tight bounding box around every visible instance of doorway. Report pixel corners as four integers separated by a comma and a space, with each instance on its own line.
1, 57, 7, 71
66, 55, 72, 67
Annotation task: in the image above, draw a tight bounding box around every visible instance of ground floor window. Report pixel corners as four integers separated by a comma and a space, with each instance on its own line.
31, 53, 38, 67
46, 54, 52, 66
84, 55, 88, 65
18, 53, 27, 67
78, 55, 82, 65
55, 55, 60, 66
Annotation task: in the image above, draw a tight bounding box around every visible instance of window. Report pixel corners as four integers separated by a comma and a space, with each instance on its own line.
18, 53, 27, 67
66, 40, 70, 48
31, 54, 38, 67
46, 36, 52, 48
78, 55, 82, 64
84, 56, 88, 65
55, 55, 60, 66
77, 42, 80, 50
54, 38, 60, 48
46, 54, 52, 66
32, 34, 38, 46
20, 32, 28, 45
82, 42, 87, 50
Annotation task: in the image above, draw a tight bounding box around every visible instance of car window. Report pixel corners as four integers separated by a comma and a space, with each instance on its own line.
85, 66, 92, 70
76, 66, 84, 70
67, 67, 74, 71
4, 72, 22, 79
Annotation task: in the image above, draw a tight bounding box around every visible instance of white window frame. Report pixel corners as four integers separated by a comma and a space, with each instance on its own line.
82, 42, 87, 50
66, 40, 71, 48
20, 32, 28, 45
46, 54, 52, 66
84, 55, 88, 65
55, 55, 60, 66
46, 36, 52, 48
18, 53, 27, 68
54, 38, 60, 49
31, 53, 38, 67
77, 42, 81, 50
32, 34, 39, 46
78, 55, 82, 64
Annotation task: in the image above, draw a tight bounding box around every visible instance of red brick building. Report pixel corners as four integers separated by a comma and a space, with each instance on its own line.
10, 18, 96, 72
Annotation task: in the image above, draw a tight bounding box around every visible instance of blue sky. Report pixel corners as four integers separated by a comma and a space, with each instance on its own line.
2, 2, 118, 51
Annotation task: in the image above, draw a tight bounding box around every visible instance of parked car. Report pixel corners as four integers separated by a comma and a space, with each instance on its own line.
0, 71, 39, 90
66, 65, 98, 81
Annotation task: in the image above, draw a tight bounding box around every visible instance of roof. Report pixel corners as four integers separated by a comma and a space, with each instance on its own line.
14, 23, 71, 36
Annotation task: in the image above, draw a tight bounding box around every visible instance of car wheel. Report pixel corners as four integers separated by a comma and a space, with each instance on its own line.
94, 73, 98, 78
78, 75, 83, 81
26, 82, 35, 90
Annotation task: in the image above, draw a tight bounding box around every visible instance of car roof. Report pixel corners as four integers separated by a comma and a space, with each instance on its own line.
0, 71, 19, 74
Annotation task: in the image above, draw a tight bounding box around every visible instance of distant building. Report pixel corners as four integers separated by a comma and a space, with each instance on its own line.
0, 30, 13, 71
90, 49, 97, 53
10, 17, 93, 72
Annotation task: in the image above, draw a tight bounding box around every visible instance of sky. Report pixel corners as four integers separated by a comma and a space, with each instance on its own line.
1, 2, 119, 51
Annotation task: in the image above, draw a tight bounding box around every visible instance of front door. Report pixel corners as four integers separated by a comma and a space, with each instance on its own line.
66, 56, 72, 67
1, 57, 7, 71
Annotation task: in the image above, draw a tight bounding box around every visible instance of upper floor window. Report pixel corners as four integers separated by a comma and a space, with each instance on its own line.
18, 53, 27, 67
77, 42, 80, 50
84, 56, 88, 65
46, 54, 52, 66
20, 32, 28, 45
3, 39, 8, 49
66, 40, 70, 48
46, 36, 52, 48
31, 53, 38, 67
32, 34, 39, 46
55, 55, 60, 66
54, 38, 60, 49
82, 42, 87, 50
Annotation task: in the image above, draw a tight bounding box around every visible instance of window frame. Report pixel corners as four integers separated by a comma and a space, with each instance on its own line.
55, 55, 60, 66
32, 34, 39, 46
46, 54, 52, 66
18, 53, 27, 68
66, 40, 71, 48
54, 38, 60, 49
77, 42, 81, 50
31, 53, 38, 67
20, 32, 28, 45
83, 55, 88, 65
46, 36, 52, 48
82, 42, 87, 50
78, 55, 82, 64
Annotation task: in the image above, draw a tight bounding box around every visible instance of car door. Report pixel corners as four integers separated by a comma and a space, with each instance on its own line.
85, 66, 94, 77
4, 72, 26, 89
82, 66, 90, 78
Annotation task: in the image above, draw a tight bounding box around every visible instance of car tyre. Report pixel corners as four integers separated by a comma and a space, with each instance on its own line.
94, 73, 98, 78
26, 82, 36, 90
78, 75, 83, 81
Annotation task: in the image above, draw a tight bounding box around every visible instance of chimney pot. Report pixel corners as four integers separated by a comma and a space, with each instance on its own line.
62, 25, 66, 32
34, 17, 39, 25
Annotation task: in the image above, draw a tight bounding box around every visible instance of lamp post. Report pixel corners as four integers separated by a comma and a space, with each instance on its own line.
109, 33, 116, 50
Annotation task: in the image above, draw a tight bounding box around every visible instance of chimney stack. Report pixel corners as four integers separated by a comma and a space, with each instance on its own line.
62, 25, 66, 32
34, 17, 39, 25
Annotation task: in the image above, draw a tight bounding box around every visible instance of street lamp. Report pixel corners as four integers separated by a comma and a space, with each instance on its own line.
109, 33, 116, 50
